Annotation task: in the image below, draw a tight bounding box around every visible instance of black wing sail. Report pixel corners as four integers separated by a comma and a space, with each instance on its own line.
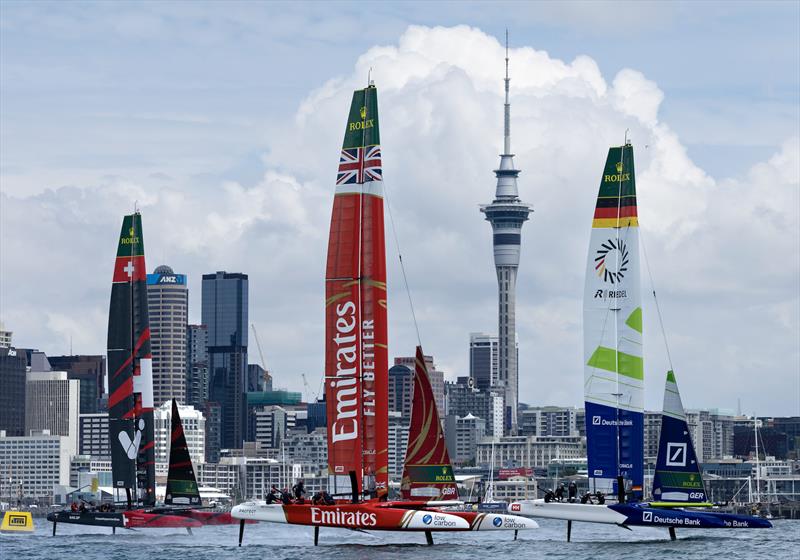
165, 399, 201, 506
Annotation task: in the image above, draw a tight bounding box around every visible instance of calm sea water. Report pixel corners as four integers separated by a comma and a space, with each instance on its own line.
2, 517, 798, 560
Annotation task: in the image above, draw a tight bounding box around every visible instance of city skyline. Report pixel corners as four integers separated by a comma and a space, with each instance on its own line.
1, 4, 798, 417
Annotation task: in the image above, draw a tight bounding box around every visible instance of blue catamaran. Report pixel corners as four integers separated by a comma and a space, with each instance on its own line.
508, 142, 771, 540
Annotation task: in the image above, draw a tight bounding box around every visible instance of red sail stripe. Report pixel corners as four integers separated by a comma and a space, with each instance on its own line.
593, 206, 638, 219
108, 377, 134, 408
111, 327, 151, 380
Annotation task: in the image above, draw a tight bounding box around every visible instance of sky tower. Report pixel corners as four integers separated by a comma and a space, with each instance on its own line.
480, 33, 532, 435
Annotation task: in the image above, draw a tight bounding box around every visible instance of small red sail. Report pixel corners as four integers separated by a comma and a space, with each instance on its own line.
401, 346, 458, 501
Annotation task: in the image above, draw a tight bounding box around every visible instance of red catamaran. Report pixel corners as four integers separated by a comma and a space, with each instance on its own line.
232, 83, 536, 545
48, 214, 240, 533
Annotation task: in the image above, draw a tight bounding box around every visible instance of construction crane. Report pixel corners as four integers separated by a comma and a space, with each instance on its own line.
250, 324, 270, 381
301, 373, 319, 402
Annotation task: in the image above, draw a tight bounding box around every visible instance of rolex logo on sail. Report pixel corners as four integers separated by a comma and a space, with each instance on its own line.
604, 162, 630, 183
349, 106, 375, 131
331, 300, 359, 443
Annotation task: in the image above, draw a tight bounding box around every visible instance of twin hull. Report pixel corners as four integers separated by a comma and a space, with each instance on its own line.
47, 508, 243, 529
231, 502, 538, 532
508, 500, 771, 529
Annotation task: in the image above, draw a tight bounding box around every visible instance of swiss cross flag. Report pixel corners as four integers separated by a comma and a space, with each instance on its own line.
113, 255, 147, 283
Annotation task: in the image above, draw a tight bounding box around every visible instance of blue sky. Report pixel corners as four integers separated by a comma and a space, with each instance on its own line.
1, 2, 798, 415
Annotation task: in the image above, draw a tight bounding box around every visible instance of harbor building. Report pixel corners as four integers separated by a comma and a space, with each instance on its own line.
0, 430, 71, 502
479, 39, 532, 434
202, 271, 249, 452
0, 346, 27, 436
476, 435, 582, 470
25, 371, 79, 457
147, 266, 188, 407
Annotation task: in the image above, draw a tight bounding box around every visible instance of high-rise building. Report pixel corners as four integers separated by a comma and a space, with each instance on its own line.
79, 412, 110, 459
153, 401, 205, 476
517, 406, 581, 438
0, 346, 26, 436
202, 271, 248, 451
445, 377, 504, 440
388, 411, 409, 481
479, 37, 532, 434
147, 266, 188, 407
0, 322, 11, 348
251, 405, 288, 452
25, 371, 79, 456
469, 332, 499, 390
394, 354, 445, 415
445, 413, 486, 466
47, 355, 106, 414
247, 363, 272, 393
644, 411, 662, 465
388, 364, 413, 421
187, 324, 209, 410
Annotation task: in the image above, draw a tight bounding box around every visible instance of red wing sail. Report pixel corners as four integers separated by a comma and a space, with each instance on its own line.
107, 212, 156, 506
325, 85, 388, 499
401, 346, 458, 500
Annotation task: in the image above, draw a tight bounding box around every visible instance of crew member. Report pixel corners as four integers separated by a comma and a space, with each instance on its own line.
292, 479, 306, 504
554, 483, 565, 502
568, 480, 577, 503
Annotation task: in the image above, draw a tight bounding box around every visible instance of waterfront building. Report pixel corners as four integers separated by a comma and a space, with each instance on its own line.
517, 406, 581, 438
79, 413, 110, 459
445, 413, 486, 466
0, 430, 71, 501
388, 364, 413, 421
479, 41, 532, 434
469, 332, 499, 390
25, 371, 79, 456
154, 401, 205, 476
394, 354, 445, 415
187, 324, 209, 410
147, 266, 188, 407
445, 377, 504, 440
476, 435, 582, 469
284, 427, 328, 473
0, 346, 26, 436
48, 355, 106, 414
202, 271, 248, 451
69, 455, 113, 488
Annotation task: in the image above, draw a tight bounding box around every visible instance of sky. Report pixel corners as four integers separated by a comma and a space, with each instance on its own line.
1, 1, 798, 416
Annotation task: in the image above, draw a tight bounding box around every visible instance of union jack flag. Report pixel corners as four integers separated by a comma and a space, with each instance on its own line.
337, 146, 382, 185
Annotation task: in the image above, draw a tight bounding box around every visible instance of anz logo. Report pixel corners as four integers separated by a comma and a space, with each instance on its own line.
666, 442, 687, 467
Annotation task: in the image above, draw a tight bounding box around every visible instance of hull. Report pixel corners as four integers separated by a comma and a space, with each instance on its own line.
508, 500, 627, 524
123, 510, 202, 528
232, 502, 470, 531
439, 510, 537, 531
507, 499, 770, 529
47, 511, 127, 528
181, 510, 252, 525
47, 508, 208, 529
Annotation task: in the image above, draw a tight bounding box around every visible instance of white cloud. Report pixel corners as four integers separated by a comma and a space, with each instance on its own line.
1, 25, 797, 415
